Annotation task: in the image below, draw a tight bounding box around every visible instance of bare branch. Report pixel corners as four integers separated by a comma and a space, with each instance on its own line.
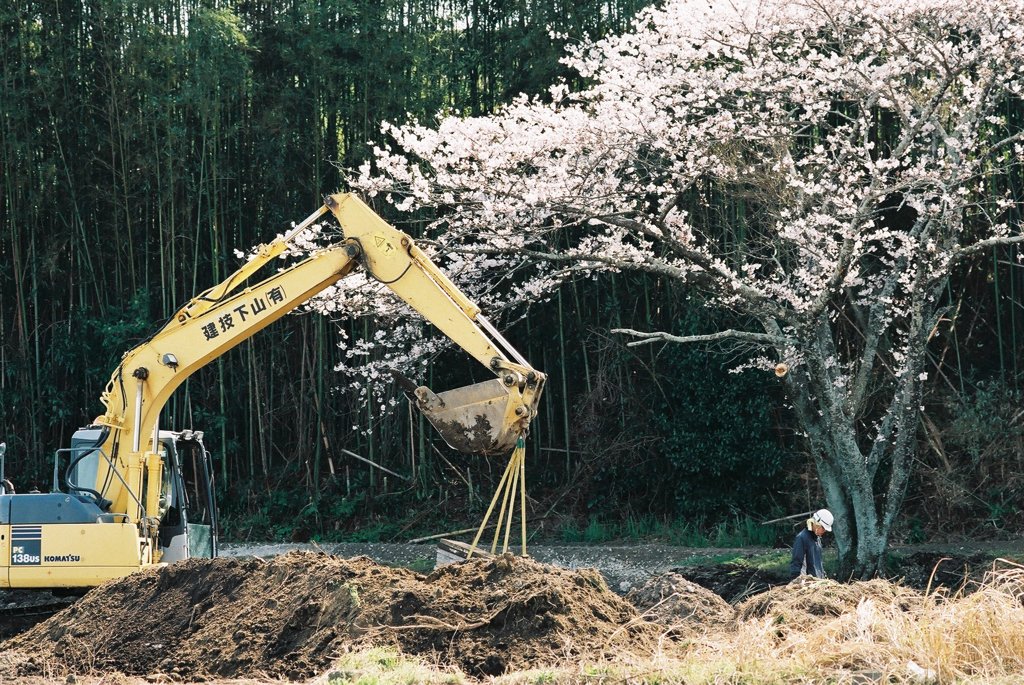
948, 234, 1024, 268
611, 327, 792, 348
985, 129, 1024, 155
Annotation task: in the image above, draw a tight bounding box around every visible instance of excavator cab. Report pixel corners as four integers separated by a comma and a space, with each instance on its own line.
151, 431, 218, 561
65, 428, 218, 563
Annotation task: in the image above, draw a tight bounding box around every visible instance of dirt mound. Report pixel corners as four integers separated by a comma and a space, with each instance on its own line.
4, 551, 664, 681
625, 572, 735, 635
735, 578, 923, 637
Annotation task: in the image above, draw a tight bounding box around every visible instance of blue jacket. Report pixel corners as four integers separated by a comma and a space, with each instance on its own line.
790, 527, 825, 579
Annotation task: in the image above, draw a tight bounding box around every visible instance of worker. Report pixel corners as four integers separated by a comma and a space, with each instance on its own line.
789, 508, 833, 580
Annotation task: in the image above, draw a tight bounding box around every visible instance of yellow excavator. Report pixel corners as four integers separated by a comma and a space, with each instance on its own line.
0, 193, 545, 590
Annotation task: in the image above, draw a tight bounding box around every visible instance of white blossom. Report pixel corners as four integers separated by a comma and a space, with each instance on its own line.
291, 0, 1024, 441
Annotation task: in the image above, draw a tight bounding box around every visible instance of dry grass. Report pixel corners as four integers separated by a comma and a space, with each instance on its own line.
649, 560, 1024, 684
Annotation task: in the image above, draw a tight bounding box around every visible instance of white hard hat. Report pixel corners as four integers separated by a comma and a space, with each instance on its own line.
812, 509, 834, 532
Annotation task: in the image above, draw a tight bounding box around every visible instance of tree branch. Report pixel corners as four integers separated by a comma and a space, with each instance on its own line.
445, 224, 794, 322
610, 327, 791, 348
948, 234, 1024, 268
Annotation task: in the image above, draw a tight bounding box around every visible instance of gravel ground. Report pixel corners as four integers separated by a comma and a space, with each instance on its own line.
219, 541, 771, 592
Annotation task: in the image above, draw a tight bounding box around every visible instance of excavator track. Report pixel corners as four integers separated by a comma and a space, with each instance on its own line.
0, 590, 79, 641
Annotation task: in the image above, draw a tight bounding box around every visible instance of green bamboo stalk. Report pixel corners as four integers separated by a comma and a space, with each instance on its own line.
557, 289, 571, 479
365, 317, 375, 490
313, 314, 326, 502
992, 245, 1005, 380
570, 276, 592, 395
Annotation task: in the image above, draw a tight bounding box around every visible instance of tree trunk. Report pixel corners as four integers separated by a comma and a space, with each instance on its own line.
776, 312, 931, 580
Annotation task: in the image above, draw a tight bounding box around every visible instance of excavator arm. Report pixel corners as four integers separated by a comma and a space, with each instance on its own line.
88, 193, 545, 534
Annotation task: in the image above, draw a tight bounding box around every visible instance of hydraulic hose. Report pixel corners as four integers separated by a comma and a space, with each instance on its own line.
63, 425, 113, 511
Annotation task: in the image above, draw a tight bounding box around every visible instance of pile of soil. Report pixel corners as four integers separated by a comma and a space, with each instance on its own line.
735, 578, 923, 638
625, 572, 735, 636
4, 551, 664, 681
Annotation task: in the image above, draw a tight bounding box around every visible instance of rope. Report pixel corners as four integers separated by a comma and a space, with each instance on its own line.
467, 437, 528, 558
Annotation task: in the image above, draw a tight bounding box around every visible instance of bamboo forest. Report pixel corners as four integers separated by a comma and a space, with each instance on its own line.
2, 0, 1023, 549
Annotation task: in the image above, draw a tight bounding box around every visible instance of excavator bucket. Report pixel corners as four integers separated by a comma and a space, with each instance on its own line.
411, 379, 527, 456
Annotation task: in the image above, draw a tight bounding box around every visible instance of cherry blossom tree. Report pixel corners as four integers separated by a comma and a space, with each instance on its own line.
322, 0, 1024, 577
